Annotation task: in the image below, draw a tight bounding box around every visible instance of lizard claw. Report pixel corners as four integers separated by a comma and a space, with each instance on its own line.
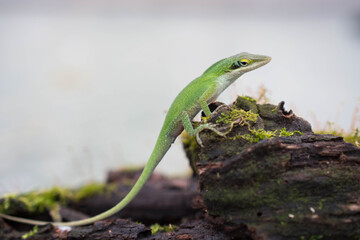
196, 133, 204, 147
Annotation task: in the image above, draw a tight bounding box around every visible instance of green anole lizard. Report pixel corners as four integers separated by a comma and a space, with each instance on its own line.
0, 52, 271, 226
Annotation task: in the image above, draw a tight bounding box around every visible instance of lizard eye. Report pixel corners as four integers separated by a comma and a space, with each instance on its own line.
240, 61, 248, 66
239, 59, 250, 67
229, 58, 250, 70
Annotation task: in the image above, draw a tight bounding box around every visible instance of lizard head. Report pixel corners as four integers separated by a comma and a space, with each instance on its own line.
203, 53, 271, 79
227, 52, 271, 76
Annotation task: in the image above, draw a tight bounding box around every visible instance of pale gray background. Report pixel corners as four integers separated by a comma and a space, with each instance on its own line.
0, 0, 359, 195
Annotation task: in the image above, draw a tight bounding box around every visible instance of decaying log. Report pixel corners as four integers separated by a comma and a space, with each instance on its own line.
187, 96, 360, 240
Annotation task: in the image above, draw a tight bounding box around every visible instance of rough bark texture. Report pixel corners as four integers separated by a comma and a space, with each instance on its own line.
186, 97, 360, 240
1, 96, 359, 240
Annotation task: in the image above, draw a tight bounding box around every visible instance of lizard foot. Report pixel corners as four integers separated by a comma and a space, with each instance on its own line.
196, 123, 227, 147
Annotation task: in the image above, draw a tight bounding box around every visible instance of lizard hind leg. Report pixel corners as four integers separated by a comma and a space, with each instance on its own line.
180, 111, 226, 147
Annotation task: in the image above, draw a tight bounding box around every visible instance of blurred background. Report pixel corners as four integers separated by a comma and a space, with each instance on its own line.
0, 0, 359, 195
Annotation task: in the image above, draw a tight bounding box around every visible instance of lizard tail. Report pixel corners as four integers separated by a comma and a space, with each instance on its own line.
0, 134, 172, 227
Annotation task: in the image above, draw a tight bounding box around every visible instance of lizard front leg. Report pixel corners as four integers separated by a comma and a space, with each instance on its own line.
180, 110, 226, 147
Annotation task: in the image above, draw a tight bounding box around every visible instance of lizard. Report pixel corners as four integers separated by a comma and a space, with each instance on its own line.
0, 52, 271, 226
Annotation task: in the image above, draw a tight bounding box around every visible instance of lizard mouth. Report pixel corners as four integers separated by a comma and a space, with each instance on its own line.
247, 55, 271, 71
256, 55, 272, 65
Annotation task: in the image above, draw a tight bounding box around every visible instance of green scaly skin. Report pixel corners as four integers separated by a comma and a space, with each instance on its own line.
0, 52, 271, 226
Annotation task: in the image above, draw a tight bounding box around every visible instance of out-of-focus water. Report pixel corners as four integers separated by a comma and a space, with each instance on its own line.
0, 1, 359, 195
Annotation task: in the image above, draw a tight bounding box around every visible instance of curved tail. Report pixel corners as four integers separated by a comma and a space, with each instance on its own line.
0, 134, 171, 227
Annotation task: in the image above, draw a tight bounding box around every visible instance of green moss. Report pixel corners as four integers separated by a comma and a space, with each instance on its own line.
215, 108, 302, 143
231, 126, 302, 143
216, 108, 258, 125
201, 115, 211, 123
73, 182, 113, 201
343, 128, 360, 147
242, 95, 256, 103
240, 128, 277, 142
11, 187, 71, 214
318, 199, 326, 211
279, 128, 303, 137
2, 194, 14, 211
0, 183, 115, 215
21, 226, 38, 239
150, 223, 178, 234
